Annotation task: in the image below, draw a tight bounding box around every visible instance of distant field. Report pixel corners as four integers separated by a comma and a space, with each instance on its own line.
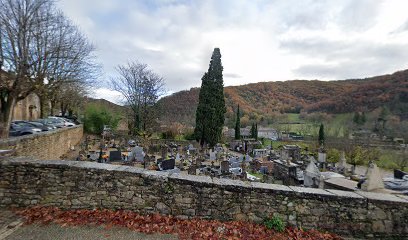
270, 113, 352, 138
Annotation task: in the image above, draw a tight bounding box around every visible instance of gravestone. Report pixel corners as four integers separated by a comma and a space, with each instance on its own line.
109, 151, 122, 162
178, 159, 184, 170
304, 159, 321, 188
220, 160, 230, 173
89, 153, 99, 161
337, 151, 347, 169
131, 146, 145, 162
209, 150, 216, 161
188, 165, 197, 175
230, 162, 240, 168
318, 152, 326, 163
260, 166, 268, 174
175, 153, 181, 161
361, 162, 385, 191
161, 158, 175, 170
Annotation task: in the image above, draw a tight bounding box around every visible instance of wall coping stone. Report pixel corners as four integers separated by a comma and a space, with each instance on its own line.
355, 191, 408, 203
2, 157, 408, 205
251, 182, 292, 192
289, 186, 335, 196
326, 189, 365, 199
396, 194, 408, 201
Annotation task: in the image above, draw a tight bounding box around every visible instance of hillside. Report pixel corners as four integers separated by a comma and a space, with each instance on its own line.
157, 69, 408, 127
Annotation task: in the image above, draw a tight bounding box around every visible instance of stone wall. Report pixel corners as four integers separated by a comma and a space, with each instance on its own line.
0, 126, 83, 160
0, 158, 407, 239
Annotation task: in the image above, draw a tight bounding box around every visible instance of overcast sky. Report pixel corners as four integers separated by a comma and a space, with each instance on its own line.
58, 0, 408, 103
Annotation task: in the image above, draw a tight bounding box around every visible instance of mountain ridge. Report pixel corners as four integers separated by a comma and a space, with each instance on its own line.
156, 69, 408, 127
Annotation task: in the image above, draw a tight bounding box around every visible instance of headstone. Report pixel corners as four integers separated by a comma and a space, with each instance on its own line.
131, 146, 145, 162
337, 151, 347, 169
188, 165, 197, 175
109, 150, 122, 162
178, 159, 184, 170
209, 151, 216, 161
245, 154, 252, 162
361, 162, 385, 191
175, 153, 181, 161
161, 158, 175, 170
220, 160, 230, 173
304, 159, 321, 188
318, 152, 326, 163
89, 153, 99, 161
238, 155, 243, 162
230, 162, 240, 168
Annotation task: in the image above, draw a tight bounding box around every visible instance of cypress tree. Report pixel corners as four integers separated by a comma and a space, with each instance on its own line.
251, 122, 258, 139
361, 112, 366, 124
234, 105, 241, 140
318, 123, 325, 146
194, 48, 226, 147
353, 112, 360, 124
255, 123, 258, 140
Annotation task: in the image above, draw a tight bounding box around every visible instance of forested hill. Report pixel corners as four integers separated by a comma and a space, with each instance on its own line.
157, 69, 408, 126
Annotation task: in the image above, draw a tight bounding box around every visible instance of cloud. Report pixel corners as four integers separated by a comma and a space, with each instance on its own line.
91, 88, 123, 105
57, 0, 408, 100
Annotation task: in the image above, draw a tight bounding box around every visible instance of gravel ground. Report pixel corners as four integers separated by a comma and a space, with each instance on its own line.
4, 224, 178, 240
0, 209, 178, 240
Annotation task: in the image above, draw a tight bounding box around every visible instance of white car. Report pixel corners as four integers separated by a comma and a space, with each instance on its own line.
48, 116, 75, 127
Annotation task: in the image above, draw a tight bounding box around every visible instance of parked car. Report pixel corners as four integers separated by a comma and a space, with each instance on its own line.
9, 122, 42, 137
28, 121, 54, 131
48, 116, 75, 127
55, 115, 81, 125
13, 120, 50, 132
33, 119, 61, 129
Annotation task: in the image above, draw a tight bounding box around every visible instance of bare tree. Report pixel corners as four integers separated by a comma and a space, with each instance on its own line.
0, 0, 98, 137
111, 61, 165, 134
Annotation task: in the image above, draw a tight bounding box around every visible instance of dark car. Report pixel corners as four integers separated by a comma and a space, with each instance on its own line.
34, 119, 59, 129
9, 122, 42, 137
28, 121, 54, 131
13, 120, 50, 132
36, 118, 65, 128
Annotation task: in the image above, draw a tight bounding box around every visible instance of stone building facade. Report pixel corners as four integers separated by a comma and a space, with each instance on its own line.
12, 93, 41, 121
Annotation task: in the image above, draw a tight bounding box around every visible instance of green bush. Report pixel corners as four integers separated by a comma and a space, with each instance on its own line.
83, 104, 120, 134
263, 215, 286, 232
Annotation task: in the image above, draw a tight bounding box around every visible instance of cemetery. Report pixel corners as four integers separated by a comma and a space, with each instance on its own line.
69, 131, 408, 198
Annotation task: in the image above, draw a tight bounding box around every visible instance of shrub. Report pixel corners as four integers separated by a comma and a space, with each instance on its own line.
83, 104, 120, 134
263, 215, 286, 232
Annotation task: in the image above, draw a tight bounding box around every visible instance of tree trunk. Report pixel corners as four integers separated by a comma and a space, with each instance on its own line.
39, 95, 48, 118
50, 100, 57, 116
61, 102, 67, 116
0, 96, 17, 139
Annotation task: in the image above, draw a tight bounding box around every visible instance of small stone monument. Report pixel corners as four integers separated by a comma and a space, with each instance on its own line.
361, 162, 385, 191
130, 146, 145, 162
209, 150, 216, 161
188, 165, 197, 175
304, 159, 321, 188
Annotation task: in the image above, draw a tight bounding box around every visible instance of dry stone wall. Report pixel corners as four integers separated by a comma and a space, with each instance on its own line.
0, 126, 83, 160
0, 158, 407, 239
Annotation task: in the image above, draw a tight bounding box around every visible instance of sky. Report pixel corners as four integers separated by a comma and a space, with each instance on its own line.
57, 0, 408, 104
